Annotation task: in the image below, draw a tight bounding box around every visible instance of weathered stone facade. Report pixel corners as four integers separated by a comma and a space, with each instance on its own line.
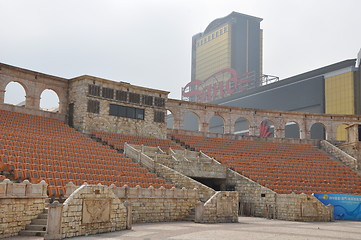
225, 168, 333, 221
50, 184, 128, 239
167, 99, 361, 141
276, 193, 333, 221
124, 143, 215, 202
64, 183, 199, 224
68, 76, 169, 138
320, 140, 358, 170
0, 62, 68, 121
195, 191, 239, 223
0, 180, 48, 238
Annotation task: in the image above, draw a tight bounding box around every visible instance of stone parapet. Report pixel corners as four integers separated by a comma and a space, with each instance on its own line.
195, 191, 239, 223
276, 193, 333, 222
0, 179, 48, 198
320, 140, 358, 170
58, 184, 128, 239
0, 180, 48, 238
124, 143, 215, 202
63, 183, 198, 225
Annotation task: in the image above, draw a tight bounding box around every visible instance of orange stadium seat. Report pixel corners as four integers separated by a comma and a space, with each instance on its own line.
0, 109, 175, 197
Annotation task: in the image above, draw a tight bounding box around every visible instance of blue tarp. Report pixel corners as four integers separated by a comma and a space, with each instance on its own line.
313, 193, 361, 221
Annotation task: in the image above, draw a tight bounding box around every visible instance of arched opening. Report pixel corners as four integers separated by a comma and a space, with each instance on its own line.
166, 110, 174, 129
4, 81, 26, 106
260, 120, 274, 138
310, 123, 326, 140
183, 112, 200, 132
336, 124, 348, 141
285, 121, 300, 139
209, 115, 224, 134
234, 117, 250, 135
40, 89, 59, 112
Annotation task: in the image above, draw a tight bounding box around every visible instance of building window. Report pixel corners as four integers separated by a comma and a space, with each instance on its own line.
142, 95, 153, 106
129, 92, 140, 104
88, 84, 100, 96
224, 26, 228, 32
102, 87, 114, 99
87, 100, 100, 114
208, 36, 211, 41
116, 90, 127, 102
154, 97, 165, 107
212, 33, 215, 39
216, 32, 219, 37
220, 29, 223, 35
154, 110, 165, 123
109, 104, 144, 120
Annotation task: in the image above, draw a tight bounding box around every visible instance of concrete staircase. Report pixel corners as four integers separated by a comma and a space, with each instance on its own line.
19, 208, 48, 237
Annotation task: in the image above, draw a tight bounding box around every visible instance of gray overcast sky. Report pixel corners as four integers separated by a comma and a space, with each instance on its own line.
1, 0, 361, 103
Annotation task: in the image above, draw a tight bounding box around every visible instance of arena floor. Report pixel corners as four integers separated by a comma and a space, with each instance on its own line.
5, 216, 361, 240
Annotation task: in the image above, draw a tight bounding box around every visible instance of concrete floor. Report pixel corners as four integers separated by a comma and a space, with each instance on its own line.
5, 217, 361, 240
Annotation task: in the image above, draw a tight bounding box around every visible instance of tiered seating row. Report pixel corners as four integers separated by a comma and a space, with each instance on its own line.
170, 133, 361, 195
0, 109, 175, 197
92, 131, 184, 152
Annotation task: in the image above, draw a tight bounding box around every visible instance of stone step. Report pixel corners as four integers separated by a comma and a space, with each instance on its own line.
31, 218, 47, 225
18, 230, 46, 237
38, 213, 48, 219
25, 224, 47, 231
183, 208, 195, 221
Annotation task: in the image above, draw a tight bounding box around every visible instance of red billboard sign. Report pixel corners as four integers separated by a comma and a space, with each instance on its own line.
182, 68, 255, 102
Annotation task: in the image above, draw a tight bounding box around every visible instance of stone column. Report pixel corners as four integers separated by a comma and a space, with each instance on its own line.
194, 201, 204, 223
173, 115, 183, 130
44, 201, 63, 240
199, 122, 209, 132
58, 100, 67, 114
248, 125, 258, 136
274, 128, 284, 138
0, 89, 5, 103
124, 201, 132, 230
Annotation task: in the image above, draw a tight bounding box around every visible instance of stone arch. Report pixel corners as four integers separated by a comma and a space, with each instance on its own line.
285, 121, 300, 139
310, 122, 326, 140
4, 81, 28, 106
209, 114, 225, 134
336, 123, 349, 141
183, 111, 201, 132
259, 119, 274, 138
40, 89, 60, 112
234, 116, 250, 135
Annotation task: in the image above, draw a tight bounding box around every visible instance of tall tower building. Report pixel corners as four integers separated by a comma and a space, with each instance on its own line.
184, 12, 263, 103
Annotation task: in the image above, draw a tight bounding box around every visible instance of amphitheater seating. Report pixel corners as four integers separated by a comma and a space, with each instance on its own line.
0, 109, 174, 197
92, 131, 184, 152
170, 133, 361, 195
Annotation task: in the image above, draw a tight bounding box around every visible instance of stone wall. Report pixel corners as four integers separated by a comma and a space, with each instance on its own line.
57, 184, 128, 239
124, 143, 216, 202
338, 142, 361, 170
195, 191, 239, 223
0, 179, 48, 238
226, 168, 277, 218
276, 193, 333, 221
320, 140, 358, 170
69, 76, 169, 138
112, 185, 198, 223
0, 62, 69, 121
168, 129, 320, 146
226, 168, 333, 221
64, 183, 198, 224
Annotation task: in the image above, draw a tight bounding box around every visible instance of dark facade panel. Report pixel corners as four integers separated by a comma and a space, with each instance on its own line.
218, 76, 325, 113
